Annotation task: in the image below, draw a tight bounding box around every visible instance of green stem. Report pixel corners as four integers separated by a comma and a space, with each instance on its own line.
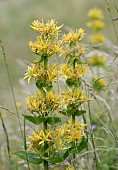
43, 121, 48, 170
72, 59, 76, 160
0, 112, 12, 170
44, 57, 48, 70
43, 57, 48, 170
0, 40, 24, 140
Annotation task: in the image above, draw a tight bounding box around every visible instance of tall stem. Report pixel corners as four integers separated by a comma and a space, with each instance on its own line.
43, 57, 48, 170
72, 59, 76, 125
72, 59, 76, 160
43, 121, 48, 170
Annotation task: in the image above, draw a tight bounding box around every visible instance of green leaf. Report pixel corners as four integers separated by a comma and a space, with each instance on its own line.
47, 152, 64, 164
59, 110, 67, 116
75, 79, 81, 87
23, 115, 48, 125
73, 138, 87, 154
36, 80, 53, 92
47, 117, 61, 125
63, 138, 87, 160
66, 104, 75, 116
44, 82, 53, 92
66, 78, 74, 88
13, 151, 43, 164
74, 110, 86, 116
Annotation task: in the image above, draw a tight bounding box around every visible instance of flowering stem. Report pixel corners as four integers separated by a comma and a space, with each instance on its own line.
43, 56, 48, 170
72, 59, 76, 125
72, 59, 76, 160
43, 121, 48, 170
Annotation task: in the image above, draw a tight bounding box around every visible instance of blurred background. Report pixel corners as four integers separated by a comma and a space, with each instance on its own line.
0, 0, 118, 102
0, 0, 118, 169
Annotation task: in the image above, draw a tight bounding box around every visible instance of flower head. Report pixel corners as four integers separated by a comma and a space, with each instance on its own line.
61, 63, 89, 79
88, 7, 104, 20
29, 129, 52, 151
64, 120, 85, 143
61, 88, 87, 109
88, 53, 106, 66
25, 90, 60, 115
87, 20, 105, 31
89, 34, 105, 44
92, 77, 107, 91
63, 28, 85, 45
30, 19, 63, 37
29, 36, 62, 57
24, 61, 59, 84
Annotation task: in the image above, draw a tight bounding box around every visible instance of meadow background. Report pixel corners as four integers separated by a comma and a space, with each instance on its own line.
0, 0, 118, 169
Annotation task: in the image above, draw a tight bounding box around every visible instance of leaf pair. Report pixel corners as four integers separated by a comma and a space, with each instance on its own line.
24, 115, 61, 125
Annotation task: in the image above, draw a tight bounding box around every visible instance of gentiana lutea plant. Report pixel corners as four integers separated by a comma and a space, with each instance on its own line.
86, 7, 107, 92
13, 19, 89, 170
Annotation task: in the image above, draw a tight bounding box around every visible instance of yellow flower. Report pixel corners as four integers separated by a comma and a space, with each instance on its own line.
52, 127, 67, 151
30, 19, 63, 37
92, 77, 107, 91
98, 78, 106, 86
61, 88, 87, 107
89, 34, 105, 44
64, 120, 85, 143
29, 36, 62, 57
88, 53, 106, 66
24, 62, 59, 84
29, 129, 52, 151
63, 28, 85, 44
88, 7, 104, 20
87, 20, 105, 31
61, 64, 89, 79
25, 90, 59, 114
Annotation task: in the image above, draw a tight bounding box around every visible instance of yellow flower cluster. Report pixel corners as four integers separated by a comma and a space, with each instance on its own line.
64, 120, 85, 143
87, 20, 105, 31
29, 37, 62, 57
30, 19, 63, 37
29, 19, 63, 58
28, 121, 85, 153
89, 34, 105, 44
29, 129, 52, 152
24, 61, 58, 84
88, 7, 104, 20
61, 88, 87, 107
63, 28, 85, 45
92, 77, 107, 91
88, 53, 106, 66
25, 90, 59, 115
62, 29, 86, 59
61, 63, 89, 79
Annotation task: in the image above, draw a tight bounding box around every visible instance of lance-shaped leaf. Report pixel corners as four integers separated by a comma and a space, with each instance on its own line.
47, 152, 64, 164
13, 151, 43, 164
63, 138, 87, 160
23, 115, 48, 125
47, 117, 61, 125
74, 110, 86, 116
